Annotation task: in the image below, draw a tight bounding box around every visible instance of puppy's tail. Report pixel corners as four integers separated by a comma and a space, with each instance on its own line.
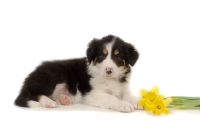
14, 91, 29, 107
14, 91, 40, 107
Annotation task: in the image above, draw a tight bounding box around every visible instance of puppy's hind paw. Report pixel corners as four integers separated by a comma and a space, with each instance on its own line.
58, 94, 71, 105
39, 95, 57, 108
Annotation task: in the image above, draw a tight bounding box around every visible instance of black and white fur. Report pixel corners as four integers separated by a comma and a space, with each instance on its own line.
15, 35, 140, 113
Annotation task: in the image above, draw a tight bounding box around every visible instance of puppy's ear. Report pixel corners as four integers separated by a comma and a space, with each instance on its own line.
86, 39, 99, 64
126, 44, 139, 66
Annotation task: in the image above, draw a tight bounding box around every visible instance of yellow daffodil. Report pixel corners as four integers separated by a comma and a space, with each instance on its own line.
138, 86, 173, 115
138, 86, 164, 108
138, 91, 163, 110
139, 85, 159, 97
149, 98, 172, 115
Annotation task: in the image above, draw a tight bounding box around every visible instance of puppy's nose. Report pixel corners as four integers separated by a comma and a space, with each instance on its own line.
106, 68, 113, 74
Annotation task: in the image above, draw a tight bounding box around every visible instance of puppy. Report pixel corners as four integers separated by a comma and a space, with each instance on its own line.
14, 35, 139, 113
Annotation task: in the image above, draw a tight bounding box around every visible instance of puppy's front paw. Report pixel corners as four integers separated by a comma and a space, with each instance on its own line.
117, 101, 134, 113
124, 98, 144, 110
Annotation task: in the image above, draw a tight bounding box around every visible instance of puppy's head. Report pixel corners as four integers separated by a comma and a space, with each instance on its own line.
87, 35, 139, 79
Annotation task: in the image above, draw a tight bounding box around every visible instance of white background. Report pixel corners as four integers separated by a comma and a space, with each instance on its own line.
0, 0, 200, 132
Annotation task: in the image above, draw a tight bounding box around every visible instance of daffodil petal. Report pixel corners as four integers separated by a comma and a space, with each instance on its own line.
139, 89, 148, 97
163, 98, 173, 106
138, 99, 146, 106
150, 85, 159, 93
158, 94, 165, 100
163, 108, 170, 114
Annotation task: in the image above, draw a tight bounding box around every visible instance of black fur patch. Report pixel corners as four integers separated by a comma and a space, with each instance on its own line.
119, 67, 131, 83
14, 58, 92, 107
112, 37, 139, 67
86, 35, 115, 64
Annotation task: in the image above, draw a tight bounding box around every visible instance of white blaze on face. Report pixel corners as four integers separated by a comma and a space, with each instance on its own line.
100, 42, 116, 76
94, 39, 118, 77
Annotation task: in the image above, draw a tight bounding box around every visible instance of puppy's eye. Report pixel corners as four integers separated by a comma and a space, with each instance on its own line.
99, 53, 106, 58
115, 54, 121, 59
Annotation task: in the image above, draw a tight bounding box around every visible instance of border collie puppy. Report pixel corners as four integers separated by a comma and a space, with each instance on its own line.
14, 35, 140, 113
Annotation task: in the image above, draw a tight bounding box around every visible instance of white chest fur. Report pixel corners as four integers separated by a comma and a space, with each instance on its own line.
89, 76, 129, 99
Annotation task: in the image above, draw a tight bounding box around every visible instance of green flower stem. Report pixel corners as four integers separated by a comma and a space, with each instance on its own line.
170, 100, 200, 104
169, 96, 200, 100
168, 105, 200, 109
166, 96, 200, 109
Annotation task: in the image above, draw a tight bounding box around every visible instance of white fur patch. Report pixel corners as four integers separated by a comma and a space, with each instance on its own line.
27, 100, 40, 107
69, 89, 83, 104
51, 83, 69, 101
83, 74, 137, 112
51, 82, 83, 105
39, 95, 57, 108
